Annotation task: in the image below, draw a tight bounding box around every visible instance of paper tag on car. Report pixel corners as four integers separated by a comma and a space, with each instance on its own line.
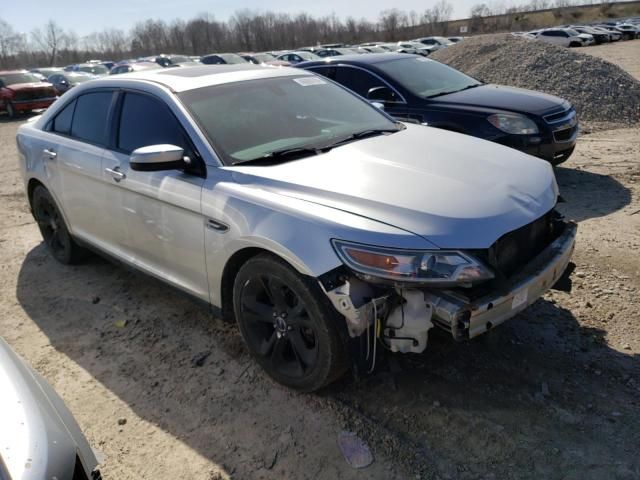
511, 289, 528, 310
294, 77, 326, 86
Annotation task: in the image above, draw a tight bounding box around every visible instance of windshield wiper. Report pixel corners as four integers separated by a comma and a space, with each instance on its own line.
427, 83, 483, 98
232, 146, 322, 166
320, 127, 401, 150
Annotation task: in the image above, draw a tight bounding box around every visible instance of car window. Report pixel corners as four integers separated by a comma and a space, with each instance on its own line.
52, 99, 76, 135
333, 67, 385, 98
306, 66, 336, 80
118, 92, 186, 153
70, 92, 112, 145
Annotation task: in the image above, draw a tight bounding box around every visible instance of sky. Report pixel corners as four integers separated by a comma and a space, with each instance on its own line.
3, 0, 481, 36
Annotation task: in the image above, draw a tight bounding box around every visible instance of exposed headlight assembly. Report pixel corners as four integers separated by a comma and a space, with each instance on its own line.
332, 240, 494, 286
488, 113, 539, 135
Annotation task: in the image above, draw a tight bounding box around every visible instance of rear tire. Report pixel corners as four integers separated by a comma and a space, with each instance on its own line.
233, 254, 348, 392
32, 186, 88, 264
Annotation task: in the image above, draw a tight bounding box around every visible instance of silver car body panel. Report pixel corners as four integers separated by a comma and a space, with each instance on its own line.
0, 338, 97, 480
17, 64, 561, 316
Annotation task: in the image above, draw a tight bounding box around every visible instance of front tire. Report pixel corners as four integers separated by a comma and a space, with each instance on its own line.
5, 102, 17, 119
32, 186, 88, 264
233, 254, 348, 392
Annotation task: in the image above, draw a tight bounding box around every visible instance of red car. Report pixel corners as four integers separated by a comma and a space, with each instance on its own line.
0, 70, 58, 118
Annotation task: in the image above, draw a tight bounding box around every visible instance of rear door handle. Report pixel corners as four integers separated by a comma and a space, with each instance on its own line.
105, 167, 126, 182
43, 148, 57, 159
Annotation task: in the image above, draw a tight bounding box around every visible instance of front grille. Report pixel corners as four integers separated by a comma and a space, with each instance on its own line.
14, 88, 55, 101
543, 107, 576, 125
553, 126, 577, 142
482, 210, 555, 279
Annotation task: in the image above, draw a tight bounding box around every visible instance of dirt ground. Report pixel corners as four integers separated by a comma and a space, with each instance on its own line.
1, 43, 639, 480
583, 39, 640, 81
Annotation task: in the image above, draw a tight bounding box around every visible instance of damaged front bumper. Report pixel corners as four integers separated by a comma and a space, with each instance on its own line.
323, 220, 577, 353
426, 221, 577, 340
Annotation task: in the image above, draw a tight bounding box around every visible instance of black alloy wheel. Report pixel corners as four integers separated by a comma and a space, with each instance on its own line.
233, 254, 348, 391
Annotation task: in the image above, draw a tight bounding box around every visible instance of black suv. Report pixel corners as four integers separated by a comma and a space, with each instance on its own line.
297, 53, 578, 164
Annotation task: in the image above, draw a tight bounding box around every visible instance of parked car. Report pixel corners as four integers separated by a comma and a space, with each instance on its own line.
153, 54, 191, 67
534, 28, 593, 47
48, 72, 94, 95
64, 63, 110, 76
0, 336, 100, 479
396, 41, 437, 56
314, 47, 361, 57
297, 53, 578, 164
0, 70, 58, 118
109, 61, 161, 75
591, 25, 622, 41
276, 51, 322, 64
30, 67, 63, 79
357, 46, 388, 53
17, 64, 576, 391
612, 23, 640, 39
201, 53, 248, 65
413, 36, 453, 50
570, 25, 610, 44
240, 52, 277, 64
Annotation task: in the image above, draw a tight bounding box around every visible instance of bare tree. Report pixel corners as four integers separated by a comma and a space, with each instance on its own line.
31, 20, 69, 66
378, 9, 408, 41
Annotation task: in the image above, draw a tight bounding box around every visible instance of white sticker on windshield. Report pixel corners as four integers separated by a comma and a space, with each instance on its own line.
294, 77, 327, 86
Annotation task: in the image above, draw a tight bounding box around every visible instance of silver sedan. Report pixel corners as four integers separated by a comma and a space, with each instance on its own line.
16, 65, 576, 391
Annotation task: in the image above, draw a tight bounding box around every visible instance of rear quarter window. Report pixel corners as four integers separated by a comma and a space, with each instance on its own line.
51, 99, 76, 135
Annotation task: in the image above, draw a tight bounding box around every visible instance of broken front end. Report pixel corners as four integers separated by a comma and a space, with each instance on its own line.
320, 210, 576, 359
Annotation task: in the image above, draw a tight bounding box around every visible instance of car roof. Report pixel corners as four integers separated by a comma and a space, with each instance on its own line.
300, 52, 414, 66
89, 64, 312, 92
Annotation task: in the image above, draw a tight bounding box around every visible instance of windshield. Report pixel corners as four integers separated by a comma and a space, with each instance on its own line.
179, 75, 398, 165
0, 72, 42, 86
376, 57, 481, 98
78, 65, 108, 75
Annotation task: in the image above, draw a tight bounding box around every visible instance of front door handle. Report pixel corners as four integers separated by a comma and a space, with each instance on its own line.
43, 148, 57, 159
105, 167, 126, 182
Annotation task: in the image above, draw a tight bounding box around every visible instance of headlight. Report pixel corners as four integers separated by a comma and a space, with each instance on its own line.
332, 240, 494, 286
488, 113, 539, 135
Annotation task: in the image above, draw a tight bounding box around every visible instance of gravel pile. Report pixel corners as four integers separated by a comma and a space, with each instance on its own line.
431, 33, 640, 130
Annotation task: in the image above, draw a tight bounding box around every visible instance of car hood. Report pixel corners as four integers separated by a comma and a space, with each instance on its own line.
432, 84, 567, 115
5, 81, 54, 91
228, 124, 558, 249
0, 338, 97, 480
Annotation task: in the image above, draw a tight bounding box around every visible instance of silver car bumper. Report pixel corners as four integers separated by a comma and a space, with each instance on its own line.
426, 221, 577, 340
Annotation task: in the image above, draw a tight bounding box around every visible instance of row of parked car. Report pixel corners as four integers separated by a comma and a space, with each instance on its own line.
514, 17, 640, 46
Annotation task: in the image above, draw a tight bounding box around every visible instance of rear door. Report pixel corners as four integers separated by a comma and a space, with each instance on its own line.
101, 90, 209, 300
44, 91, 116, 248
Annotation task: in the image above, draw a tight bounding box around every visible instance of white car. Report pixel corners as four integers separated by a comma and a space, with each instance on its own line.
535, 28, 593, 47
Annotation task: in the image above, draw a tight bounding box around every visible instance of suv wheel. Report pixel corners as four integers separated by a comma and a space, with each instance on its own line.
32, 186, 88, 264
233, 254, 348, 392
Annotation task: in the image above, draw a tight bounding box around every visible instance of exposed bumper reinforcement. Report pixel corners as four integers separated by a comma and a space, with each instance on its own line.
425, 221, 577, 340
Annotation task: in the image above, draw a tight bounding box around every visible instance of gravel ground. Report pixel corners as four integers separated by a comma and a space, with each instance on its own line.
581, 39, 640, 81
1, 45, 639, 479
431, 34, 640, 131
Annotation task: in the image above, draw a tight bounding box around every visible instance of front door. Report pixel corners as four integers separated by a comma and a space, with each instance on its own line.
101, 91, 209, 300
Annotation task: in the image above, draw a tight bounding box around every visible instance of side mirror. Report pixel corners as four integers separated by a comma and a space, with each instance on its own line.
367, 86, 396, 103
130, 144, 185, 172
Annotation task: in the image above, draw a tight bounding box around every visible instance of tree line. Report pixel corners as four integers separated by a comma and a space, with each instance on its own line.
0, 0, 624, 68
